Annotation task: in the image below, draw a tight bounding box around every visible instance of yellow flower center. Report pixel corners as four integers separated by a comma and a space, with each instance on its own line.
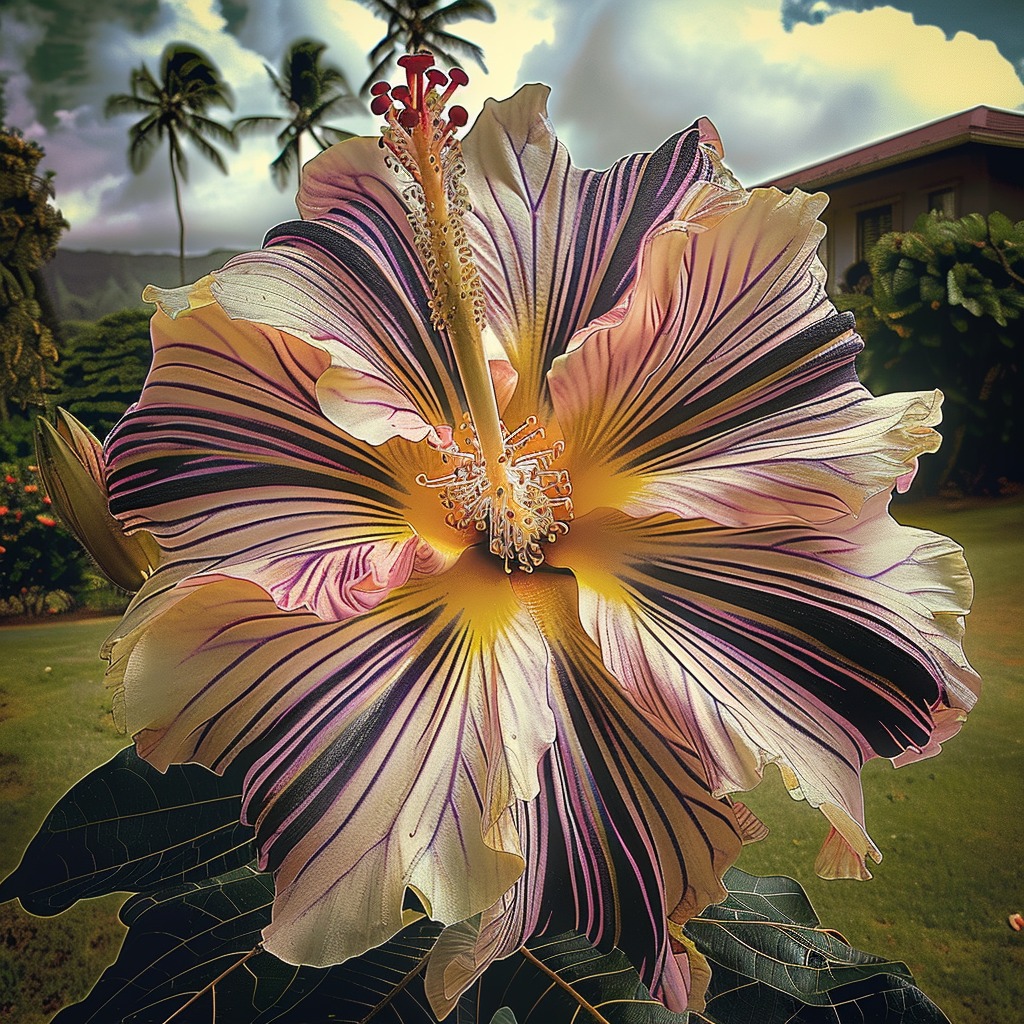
375, 55, 573, 571
417, 414, 573, 572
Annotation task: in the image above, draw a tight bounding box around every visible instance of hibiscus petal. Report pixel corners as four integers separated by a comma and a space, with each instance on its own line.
506, 570, 740, 1012
550, 184, 942, 526
104, 304, 456, 621
427, 566, 746, 1018
103, 550, 555, 971
162, 136, 473, 446
462, 85, 715, 418
550, 497, 977, 877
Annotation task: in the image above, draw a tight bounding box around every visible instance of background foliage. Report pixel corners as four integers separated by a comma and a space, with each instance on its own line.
0, 125, 68, 421
836, 210, 1024, 494
0, 461, 84, 614
58, 308, 153, 439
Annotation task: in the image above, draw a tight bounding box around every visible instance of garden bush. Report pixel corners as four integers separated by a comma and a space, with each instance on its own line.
0, 459, 87, 615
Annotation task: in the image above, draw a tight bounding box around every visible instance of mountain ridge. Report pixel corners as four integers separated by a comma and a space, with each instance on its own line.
40, 248, 242, 321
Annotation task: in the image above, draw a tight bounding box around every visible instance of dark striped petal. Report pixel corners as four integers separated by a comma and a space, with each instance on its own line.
550, 497, 978, 878
105, 303, 457, 622
550, 184, 942, 527
503, 570, 742, 1012
103, 550, 554, 972
462, 85, 714, 420
145, 135, 471, 447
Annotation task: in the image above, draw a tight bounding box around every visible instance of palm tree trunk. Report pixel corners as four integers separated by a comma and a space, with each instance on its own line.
169, 149, 186, 285
296, 133, 304, 192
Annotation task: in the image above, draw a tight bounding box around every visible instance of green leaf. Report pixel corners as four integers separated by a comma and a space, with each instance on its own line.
477, 932, 688, 1024
51, 863, 444, 1024
487, 1010, 519, 1024
0, 746, 254, 915
685, 867, 950, 1023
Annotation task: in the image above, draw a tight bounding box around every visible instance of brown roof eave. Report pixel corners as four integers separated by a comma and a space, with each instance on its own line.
757, 108, 1024, 191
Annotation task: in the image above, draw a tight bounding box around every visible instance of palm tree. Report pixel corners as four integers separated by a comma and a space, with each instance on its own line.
234, 39, 362, 192
105, 44, 235, 285
354, 0, 496, 94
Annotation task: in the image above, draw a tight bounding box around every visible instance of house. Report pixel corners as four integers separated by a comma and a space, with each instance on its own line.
758, 105, 1024, 293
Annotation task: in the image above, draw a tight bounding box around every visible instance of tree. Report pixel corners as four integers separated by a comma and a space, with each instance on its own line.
57, 307, 153, 439
837, 209, 1024, 493
105, 44, 235, 286
0, 125, 68, 423
235, 39, 362, 191
354, 0, 496, 94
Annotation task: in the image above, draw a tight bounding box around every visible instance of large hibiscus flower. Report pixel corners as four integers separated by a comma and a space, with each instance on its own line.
96, 59, 977, 1017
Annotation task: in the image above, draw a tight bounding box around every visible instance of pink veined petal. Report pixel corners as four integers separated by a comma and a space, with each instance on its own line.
509, 571, 740, 1013
550, 495, 977, 877
549, 183, 943, 527
196, 534, 440, 620
462, 85, 716, 420
426, 569, 745, 1019
150, 135, 472, 447
103, 550, 555, 972
313, 358, 515, 449
104, 303, 457, 623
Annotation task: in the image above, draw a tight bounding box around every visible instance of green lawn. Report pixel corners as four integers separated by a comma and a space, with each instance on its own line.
0, 617, 129, 1023
0, 497, 1021, 1023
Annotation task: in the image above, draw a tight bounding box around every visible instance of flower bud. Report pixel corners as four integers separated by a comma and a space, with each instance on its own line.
35, 410, 159, 591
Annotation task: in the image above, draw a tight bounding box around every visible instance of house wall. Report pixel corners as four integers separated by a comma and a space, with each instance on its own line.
817, 143, 1019, 292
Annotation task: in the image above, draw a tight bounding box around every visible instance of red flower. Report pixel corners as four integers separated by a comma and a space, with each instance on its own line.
0, 505, 8, 516
4, 475, 15, 484
36, 515, 58, 527
24, 484, 39, 494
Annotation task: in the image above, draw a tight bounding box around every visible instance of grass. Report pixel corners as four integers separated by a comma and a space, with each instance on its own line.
0, 497, 1021, 1023
0, 618, 128, 1023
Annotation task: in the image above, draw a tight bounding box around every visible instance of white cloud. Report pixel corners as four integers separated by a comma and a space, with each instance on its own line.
7, 0, 1022, 254
524, 0, 1024, 184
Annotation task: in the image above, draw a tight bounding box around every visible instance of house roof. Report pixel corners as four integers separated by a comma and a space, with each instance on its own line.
759, 105, 1024, 190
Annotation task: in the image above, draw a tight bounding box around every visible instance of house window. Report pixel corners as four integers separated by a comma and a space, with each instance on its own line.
928, 187, 957, 218
857, 205, 892, 260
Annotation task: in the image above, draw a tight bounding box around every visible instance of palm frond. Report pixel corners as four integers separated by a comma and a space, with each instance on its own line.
423, 0, 496, 28
126, 121, 160, 174
360, 48, 398, 95
368, 31, 401, 65
423, 30, 487, 70
104, 92, 158, 118
189, 114, 237, 147
269, 138, 300, 190
129, 65, 161, 99
182, 127, 230, 174
233, 115, 285, 138
311, 93, 363, 121
319, 125, 359, 146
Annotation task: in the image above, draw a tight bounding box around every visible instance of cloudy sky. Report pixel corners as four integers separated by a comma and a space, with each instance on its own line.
2, 0, 1022, 255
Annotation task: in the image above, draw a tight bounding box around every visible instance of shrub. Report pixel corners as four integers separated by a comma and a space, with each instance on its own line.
836, 210, 1024, 493
0, 460, 87, 614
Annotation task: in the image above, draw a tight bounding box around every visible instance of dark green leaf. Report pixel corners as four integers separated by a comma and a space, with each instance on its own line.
51, 863, 444, 1024
487, 1010, 518, 1024
476, 931, 688, 1024
0, 746, 254, 914
686, 868, 950, 1023
700, 866, 819, 925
